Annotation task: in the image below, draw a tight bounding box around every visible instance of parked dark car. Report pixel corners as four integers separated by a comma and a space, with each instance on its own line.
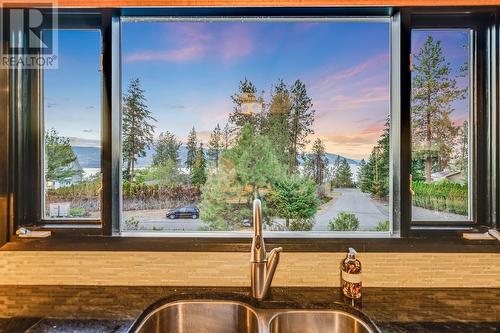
166, 205, 200, 219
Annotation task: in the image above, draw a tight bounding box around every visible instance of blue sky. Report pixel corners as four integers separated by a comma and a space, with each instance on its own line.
44, 22, 469, 160
411, 29, 470, 125
44, 29, 101, 147
121, 21, 390, 160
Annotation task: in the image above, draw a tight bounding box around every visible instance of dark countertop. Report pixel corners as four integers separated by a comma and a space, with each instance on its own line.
0, 286, 499, 333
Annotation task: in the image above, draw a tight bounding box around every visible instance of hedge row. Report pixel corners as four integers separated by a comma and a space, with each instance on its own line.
412, 180, 468, 215
47, 181, 201, 212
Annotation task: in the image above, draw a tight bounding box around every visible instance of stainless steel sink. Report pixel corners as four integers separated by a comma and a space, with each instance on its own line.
268, 310, 376, 333
129, 299, 380, 333
131, 300, 260, 333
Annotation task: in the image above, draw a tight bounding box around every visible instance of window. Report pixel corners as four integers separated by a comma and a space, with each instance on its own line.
42, 29, 102, 220
120, 19, 391, 234
6, 9, 497, 240
410, 29, 472, 223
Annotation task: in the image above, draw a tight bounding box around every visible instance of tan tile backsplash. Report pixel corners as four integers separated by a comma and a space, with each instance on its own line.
0, 251, 499, 287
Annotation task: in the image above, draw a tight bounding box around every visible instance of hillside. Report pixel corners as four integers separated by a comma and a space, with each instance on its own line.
72, 145, 360, 169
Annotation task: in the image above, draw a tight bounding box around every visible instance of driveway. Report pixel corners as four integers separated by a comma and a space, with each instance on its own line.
140, 219, 201, 231
123, 210, 201, 231
313, 188, 388, 231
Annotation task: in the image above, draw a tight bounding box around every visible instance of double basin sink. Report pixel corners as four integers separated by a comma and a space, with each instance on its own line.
128, 297, 380, 333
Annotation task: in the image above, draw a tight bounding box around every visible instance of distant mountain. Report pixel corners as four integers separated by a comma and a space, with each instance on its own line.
72, 145, 360, 169
300, 153, 360, 166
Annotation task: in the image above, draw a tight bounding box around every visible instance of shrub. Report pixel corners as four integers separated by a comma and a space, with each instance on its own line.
412, 180, 467, 215
329, 212, 359, 231
69, 207, 88, 218
374, 220, 390, 232
289, 218, 315, 231
124, 217, 139, 231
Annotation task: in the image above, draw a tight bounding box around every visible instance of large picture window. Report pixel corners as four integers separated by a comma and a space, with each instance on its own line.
120, 19, 391, 234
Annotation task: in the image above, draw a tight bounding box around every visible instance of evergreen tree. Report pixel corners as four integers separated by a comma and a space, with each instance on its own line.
191, 142, 207, 187
357, 159, 366, 188
146, 159, 185, 186
122, 78, 156, 180
457, 121, 468, 180
227, 124, 284, 199
152, 131, 181, 167
267, 174, 319, 229
228, 78, 263, 133
288, 80, 315, 171
360, 119, 390, 197
199, 158, 239, 230
200, 124, 284, 230
185, 127, 198, 172
337, 158, 354, 188
222, 123, 232, 150
411, 36, 465, 181
44, 128, 80, 182
208, 124, 222, 168
305, 138, 327, 185
263, 79, 292, 168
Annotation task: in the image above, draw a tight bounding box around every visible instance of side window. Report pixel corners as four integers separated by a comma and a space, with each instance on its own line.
42, 29, 102, 220
410, 29, 472, 223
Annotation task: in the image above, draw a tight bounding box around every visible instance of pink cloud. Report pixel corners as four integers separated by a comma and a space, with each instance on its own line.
125, 23, 254, 64
126, 44, 205, 62
218, 27, 254, 62
312, 53, 389, 92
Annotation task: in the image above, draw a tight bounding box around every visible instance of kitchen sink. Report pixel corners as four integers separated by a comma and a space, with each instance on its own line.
129, 298, 380, 333
268, 310, 376, 333
130, 300, 260, 333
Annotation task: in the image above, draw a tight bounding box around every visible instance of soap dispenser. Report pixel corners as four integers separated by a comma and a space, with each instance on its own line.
340, 247, 362, 299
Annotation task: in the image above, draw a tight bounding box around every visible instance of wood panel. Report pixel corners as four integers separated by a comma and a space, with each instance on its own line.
2, 0, 500, 8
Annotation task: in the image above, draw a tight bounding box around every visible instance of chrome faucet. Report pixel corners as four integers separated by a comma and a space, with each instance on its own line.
250, 198, 282, 300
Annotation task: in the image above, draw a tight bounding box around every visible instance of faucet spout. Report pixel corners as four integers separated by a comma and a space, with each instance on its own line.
250, 198, 283, 300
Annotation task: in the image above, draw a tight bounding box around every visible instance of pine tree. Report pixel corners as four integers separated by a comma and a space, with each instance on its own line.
411, 36, 465, 182
227, 124, 284, 199
289, 80, 315, 171
185, 127, 198, 172
458, 121, 469, 179
45, 128, 80, 182
191, 142, 207, 187
331, 156, 343, 188
337, 158, 354, 188
306, 138, 327, 185
122, 78, 156, 180
208, 124, 222, 168
267, 174, 319, 229
199, 158, 239, 230
221, 123, 232, 150
361, 119, 390, 197
152, 131, 181, 167
263, 79, 292, 169
357, 159, 366, 188
228, 78, 264, 133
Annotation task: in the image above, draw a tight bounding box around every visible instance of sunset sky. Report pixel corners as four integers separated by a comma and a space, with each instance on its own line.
44, 22, 469, 161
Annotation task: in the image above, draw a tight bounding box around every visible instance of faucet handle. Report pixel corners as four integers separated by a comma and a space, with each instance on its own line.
267, 247, 283, 260
269, 247, 283, 254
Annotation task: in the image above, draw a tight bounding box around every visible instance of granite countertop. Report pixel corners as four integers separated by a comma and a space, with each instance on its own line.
0, 286, 499, 333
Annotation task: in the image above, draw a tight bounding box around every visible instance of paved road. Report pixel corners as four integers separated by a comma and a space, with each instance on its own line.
412, 206, 467, 221
313, 188, 388, 231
